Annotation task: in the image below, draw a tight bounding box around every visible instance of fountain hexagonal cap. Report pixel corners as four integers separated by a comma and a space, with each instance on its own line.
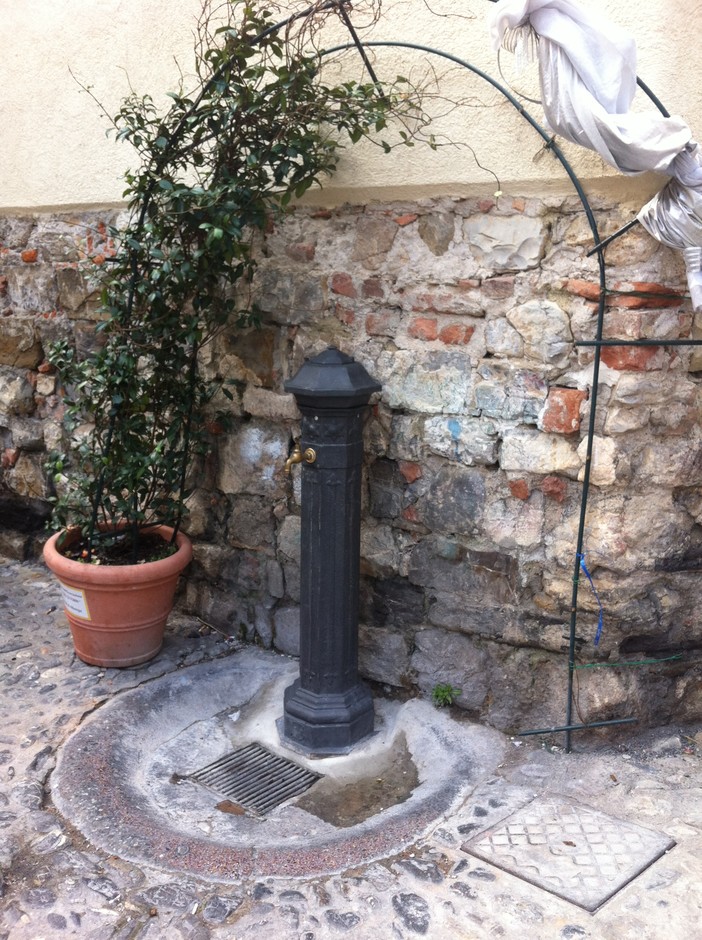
285, 346, 381, 409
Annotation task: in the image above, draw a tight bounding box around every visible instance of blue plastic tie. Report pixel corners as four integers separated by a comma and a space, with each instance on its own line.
577, 553, 604, 646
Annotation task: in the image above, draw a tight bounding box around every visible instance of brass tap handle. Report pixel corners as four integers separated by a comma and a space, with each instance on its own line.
284, 443, 316, 474
284, 443, 302, 474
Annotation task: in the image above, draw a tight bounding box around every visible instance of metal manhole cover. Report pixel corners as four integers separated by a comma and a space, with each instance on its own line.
462, 796, 675, 912
189, 743, 321, 817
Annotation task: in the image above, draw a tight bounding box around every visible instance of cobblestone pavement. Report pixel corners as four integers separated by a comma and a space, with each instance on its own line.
1, 557, 701, 939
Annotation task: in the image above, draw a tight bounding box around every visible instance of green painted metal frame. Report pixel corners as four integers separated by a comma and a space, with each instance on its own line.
323, 25, 697, 751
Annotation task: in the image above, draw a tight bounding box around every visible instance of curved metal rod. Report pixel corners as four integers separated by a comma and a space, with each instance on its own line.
637, 76, 671, 118
322, 38, 610, 750
317, 35, 676, 749
324, 40, 604, 246
335, 39, 676, 748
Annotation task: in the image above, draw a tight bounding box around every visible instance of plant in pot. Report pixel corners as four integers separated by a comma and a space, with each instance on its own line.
43, 0, 429, 667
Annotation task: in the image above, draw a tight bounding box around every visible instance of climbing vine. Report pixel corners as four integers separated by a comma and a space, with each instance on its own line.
48, 0, 429, 561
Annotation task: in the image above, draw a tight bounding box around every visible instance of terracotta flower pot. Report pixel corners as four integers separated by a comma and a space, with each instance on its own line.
43, 526, 193, 668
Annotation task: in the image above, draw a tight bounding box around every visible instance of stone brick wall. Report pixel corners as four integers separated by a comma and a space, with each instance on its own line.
0, 212, 124, 556
2, 196, 701, 731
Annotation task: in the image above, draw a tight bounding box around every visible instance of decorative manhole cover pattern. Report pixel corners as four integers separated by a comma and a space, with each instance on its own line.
190, 742, 321, 817
462, 796, 675, 911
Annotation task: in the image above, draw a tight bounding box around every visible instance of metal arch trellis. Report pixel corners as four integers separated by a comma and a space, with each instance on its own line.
321, 26, 701, 752
255, 4, 698, 753
320, 35, 612, 752
130, 0, 696, 753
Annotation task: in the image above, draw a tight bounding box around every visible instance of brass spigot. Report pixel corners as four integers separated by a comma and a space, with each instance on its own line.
284, 442, 317, 474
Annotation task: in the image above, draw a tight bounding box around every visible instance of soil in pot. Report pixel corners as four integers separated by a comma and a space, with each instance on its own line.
58, 529, 179, 566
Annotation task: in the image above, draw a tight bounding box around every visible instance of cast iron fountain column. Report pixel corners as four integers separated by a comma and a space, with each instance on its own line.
281, 347, 380, 755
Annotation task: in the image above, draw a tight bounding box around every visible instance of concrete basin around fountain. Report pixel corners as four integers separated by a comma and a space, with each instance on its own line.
50, 648, 506, 882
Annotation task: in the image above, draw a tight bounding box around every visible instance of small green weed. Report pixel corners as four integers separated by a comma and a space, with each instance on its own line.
431, 683, 461, 707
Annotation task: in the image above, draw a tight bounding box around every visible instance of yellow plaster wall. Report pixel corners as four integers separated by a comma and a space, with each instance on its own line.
2, 0, 700, 211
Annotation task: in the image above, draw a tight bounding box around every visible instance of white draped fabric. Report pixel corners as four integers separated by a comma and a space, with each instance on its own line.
488, 0, 702, 308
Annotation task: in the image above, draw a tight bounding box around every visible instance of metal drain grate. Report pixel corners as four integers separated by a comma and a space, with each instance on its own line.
189, 743, 321, 817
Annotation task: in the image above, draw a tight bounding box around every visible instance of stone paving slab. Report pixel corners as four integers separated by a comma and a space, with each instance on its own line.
1, 557, 702, 939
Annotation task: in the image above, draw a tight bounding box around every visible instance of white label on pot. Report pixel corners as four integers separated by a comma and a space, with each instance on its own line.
59, 583, 91, 621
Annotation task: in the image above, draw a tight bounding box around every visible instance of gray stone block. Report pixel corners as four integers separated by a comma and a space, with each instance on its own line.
274, 606, 300, 656
421, 465, 486, 536
358, 623, 411, 686
411, 628, 490, 712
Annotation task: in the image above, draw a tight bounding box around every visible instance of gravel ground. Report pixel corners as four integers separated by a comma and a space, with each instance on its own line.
1, 556, 701, 939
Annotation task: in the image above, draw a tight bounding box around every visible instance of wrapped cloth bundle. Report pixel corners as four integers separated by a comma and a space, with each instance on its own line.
489, 0, 702, 309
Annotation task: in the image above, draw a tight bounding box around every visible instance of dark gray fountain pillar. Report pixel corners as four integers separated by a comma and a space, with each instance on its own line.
281, 347, 380, 755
